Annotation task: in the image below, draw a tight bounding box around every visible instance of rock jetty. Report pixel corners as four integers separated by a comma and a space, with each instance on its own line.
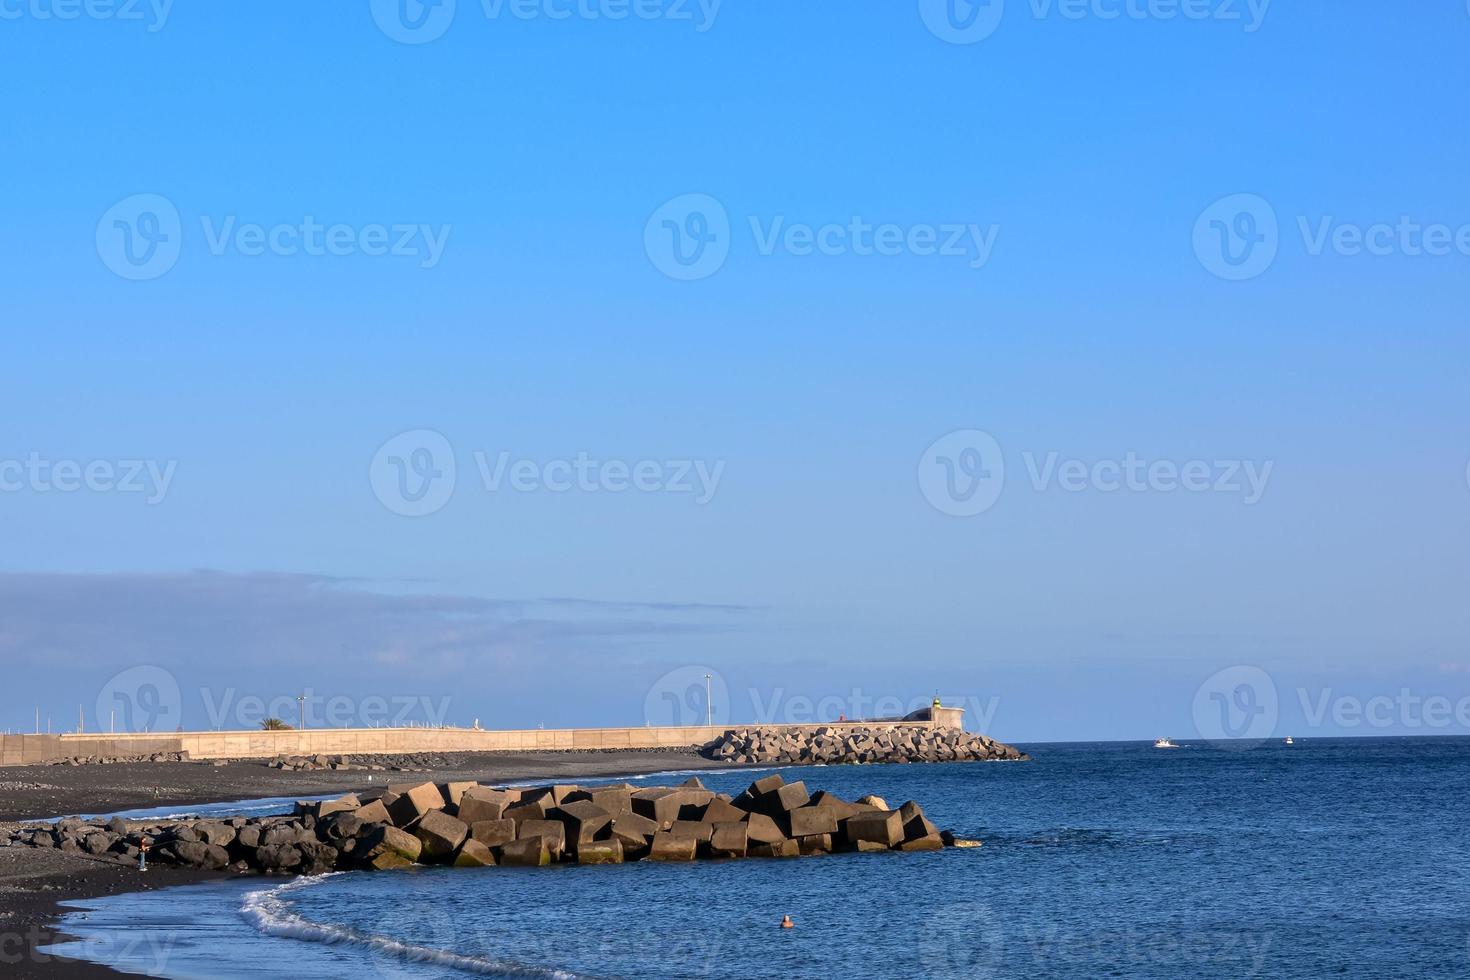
3, 774, 974, 873
701, 725, 1028, 765
47, 751, 190, 767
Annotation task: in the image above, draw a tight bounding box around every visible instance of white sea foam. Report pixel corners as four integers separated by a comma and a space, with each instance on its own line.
240, 876, 582, 979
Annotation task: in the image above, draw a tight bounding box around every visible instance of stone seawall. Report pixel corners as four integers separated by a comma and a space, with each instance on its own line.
2, 775, 975, 872
701, 725, 1029, 765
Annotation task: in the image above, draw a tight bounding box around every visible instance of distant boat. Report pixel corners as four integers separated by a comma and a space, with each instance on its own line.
1153, 737, 1180, 749
1283, 736, 1294, 745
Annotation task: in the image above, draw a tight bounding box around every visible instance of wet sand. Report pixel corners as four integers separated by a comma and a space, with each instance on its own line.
0, 749, 729, 977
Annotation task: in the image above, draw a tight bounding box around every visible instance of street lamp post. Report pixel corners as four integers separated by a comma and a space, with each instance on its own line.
296, 695, 306, 732
704, 674, 712, 728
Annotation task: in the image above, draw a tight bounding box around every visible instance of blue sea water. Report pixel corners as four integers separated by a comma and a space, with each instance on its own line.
45, 738, 1470, 978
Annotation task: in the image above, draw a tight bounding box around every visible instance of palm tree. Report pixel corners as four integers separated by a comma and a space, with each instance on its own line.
260, 717, 293, 731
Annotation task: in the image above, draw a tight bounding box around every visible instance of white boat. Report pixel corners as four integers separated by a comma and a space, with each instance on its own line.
1283, 736, 1294, 745
1153, 737, 1180, 749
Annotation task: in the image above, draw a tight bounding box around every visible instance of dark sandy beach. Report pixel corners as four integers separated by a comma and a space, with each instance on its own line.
0, 749, 728, 977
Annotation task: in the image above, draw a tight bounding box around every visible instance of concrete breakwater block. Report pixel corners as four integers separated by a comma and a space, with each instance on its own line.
4, 773, 975, 877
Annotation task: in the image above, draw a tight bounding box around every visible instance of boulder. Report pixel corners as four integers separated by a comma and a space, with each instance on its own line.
261, 824, 307, 847
168, 840, 231, 869
255, 843, 303, 871
856, 795, 889, 811
299, 840, 340, 873
413, 810, 469, 861
797, 833, 832, 855
195, 822, 237, 848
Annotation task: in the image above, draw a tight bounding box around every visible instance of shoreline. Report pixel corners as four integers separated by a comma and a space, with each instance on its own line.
1, 748, 730, 977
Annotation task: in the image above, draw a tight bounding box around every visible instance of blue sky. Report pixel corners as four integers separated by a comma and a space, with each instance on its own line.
2, 1, 1468, 742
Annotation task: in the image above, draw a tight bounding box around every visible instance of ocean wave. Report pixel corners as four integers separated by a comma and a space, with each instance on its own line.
239, 875, 583, 979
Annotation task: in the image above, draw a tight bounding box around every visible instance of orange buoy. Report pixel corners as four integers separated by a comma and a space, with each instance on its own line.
780, 915, 794, 929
